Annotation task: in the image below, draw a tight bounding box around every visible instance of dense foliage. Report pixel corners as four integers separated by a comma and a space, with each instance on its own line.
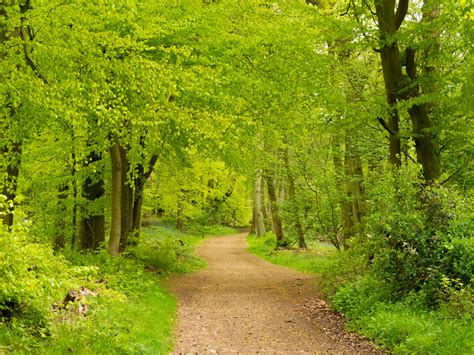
1, 0, 472, 352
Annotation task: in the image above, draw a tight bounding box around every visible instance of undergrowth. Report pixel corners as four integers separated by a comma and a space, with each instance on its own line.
247, 233, 473, 354
1, 222, 232, 353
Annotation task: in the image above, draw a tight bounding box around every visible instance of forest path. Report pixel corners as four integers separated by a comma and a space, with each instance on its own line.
169, 233, 380, 354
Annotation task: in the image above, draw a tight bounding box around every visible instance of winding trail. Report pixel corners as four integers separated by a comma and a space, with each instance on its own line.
170, 233, 380, 354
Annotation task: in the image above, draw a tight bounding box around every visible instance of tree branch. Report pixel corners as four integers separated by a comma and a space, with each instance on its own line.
18, 2, 48, 84
143, 154, 159, 181
377, 117, 395, 135
440, 163, 468, 185
394, 0, 409, 30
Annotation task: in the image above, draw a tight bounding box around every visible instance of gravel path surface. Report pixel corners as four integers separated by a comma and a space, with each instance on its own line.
170, 233, 381, 354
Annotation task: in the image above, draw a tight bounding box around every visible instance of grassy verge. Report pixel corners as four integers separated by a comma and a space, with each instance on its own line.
1, 223, 234, 353
247, 232, 336, 274
247, 233, 473, 354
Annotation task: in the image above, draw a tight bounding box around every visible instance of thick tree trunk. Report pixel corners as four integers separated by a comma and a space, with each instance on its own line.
265, 171, 284, 247
375, 0, 407, 168
108, 143, 122, 256
403, 2, 441, 184
79, 150, 105, 250
252, 170, 266, 236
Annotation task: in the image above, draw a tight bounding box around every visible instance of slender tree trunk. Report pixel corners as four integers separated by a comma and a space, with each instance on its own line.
265, 171, 284, 247
53, 183, 68, 250
130, 154, 158, 240
332, 138, 353, 246
71, 148, 78, 247
108, 143, 122, 256
345, 139, 365, 236
119, 145, 132, 252
259, 176, 272, 230
252, 170, 266, 236
177, 197, 185, 232
132, 193, 143, 234
283, 149, 307, 249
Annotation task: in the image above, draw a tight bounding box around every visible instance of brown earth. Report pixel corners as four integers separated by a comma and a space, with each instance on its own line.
169, 233, 383, 354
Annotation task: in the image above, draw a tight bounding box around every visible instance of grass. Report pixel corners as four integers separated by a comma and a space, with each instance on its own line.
247, 233, 336, 274
1, 222, 236, 353
247, 233, 474, 354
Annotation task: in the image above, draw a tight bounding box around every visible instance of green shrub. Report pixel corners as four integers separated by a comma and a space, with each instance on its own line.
332, 275, 393, 318
0, 226, 79, 335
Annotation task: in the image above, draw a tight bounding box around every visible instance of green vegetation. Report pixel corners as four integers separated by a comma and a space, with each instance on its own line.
247, 233, 336, 274
1, 0, 472, 352
248, 233, 473, 353
1, 222, 228, 353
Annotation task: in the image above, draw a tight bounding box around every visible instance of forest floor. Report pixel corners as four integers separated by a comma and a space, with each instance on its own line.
169, 233, 383, 353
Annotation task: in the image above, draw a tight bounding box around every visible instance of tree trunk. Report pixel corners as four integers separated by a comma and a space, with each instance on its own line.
130, 154, 158, 240
252, 170, 266, 236
265, 171, 284, 247
177, 199, 184, 232
345, 139, 365, 237
108, 143, 122, 256
375, 0, 407, 168
283, 149, 307, 249
119, 145, 132, 252
404, 2, 441, 184
132, 193, 143, 234
332, 138, 353, 247
177, 189, 186, 232
53, 183, 68, 250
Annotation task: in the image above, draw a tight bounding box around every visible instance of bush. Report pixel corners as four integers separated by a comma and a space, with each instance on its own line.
0, 226, 79, 335
332, 275, 393, 318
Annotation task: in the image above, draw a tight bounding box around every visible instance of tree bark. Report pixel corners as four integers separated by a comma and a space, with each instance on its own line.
332, 138, 353, 246
108, 143, 122, 256
252, 170, 266, 236
375, 0, 406, 168
119, 145, 132, 252
265, 171, 284, 247
130, 154, 158, 239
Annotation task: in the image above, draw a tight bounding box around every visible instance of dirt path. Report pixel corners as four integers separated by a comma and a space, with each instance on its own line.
170, 233, 380, 354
